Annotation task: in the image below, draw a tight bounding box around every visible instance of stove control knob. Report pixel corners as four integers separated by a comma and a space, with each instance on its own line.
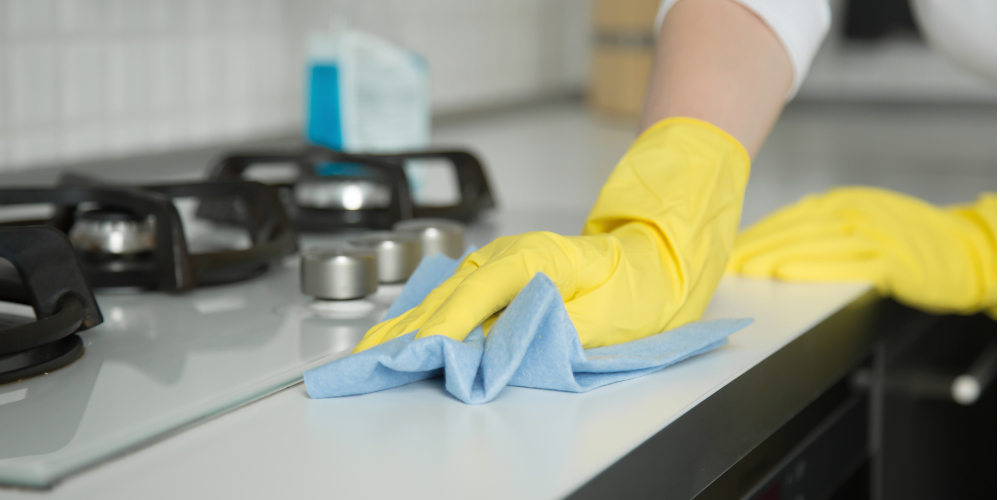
346, 231, 422, 284
300, 247, 378, 300
393, 218, 464, 259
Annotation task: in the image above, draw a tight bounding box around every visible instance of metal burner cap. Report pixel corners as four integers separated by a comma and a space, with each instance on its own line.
393, 218, 465, 258
293, 179, 391, 210
346, 231, 422, 284
69, 209, 156, 255
77, 209, 144, 222
300, 247, 378, 300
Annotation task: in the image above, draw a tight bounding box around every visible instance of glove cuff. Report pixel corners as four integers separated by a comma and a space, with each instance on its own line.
633, 117, 751, 174
582, 115, 752, 331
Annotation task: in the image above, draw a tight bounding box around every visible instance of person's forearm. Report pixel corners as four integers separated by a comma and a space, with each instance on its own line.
640, 0, 792, 158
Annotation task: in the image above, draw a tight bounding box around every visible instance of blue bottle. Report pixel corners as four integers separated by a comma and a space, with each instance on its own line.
304, 26, 430, 153
305, 31, 344, 150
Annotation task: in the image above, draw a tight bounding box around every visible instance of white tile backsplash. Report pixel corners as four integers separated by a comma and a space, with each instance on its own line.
147, 40, 185, 111
184, 0, 209, 30
7, 0, 57, 38
62, 42, 104, 120
147, 0, 185, 31
0, 48, 6, 129
106, 0, 150, 33
222, 37, 252, 102
187, 37, 226, 104
257, 0, 284, 30
0, 0, 589, 171
223, 104, 253, 138
106, 119, 148, 154
221, 0, 251, 31
61, 124, 105, 159
57, 0, 104, 35
11, 130, 59, 166
106, 43, 148, 115
147, 115, 181, 150
10, 44, 58, 126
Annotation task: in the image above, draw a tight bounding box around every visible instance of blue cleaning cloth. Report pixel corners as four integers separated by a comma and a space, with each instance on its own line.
304, 252, 752, 404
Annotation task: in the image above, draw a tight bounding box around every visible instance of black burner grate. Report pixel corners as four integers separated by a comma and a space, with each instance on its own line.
0, 226, 103, 384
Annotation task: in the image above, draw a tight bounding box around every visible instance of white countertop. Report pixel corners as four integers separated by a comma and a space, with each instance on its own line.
0, 276, 870, 500
5, 100, 959, 498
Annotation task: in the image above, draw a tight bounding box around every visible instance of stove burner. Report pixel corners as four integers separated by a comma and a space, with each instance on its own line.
0, 180, 298, 291
0, 334, 83, 385
293, 179, 392, 210
0, 226, 103, 384
69, 209, 156, 255
202, 147, 495, 232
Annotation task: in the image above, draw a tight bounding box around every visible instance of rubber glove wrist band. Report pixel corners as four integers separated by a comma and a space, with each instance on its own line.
636, 116, 751, 174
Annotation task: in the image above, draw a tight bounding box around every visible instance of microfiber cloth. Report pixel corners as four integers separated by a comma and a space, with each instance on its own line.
304, 251, 752, 404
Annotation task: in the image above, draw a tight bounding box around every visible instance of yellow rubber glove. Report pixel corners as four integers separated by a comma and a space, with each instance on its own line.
353, 117, 750, 352
728, 188, 997, 317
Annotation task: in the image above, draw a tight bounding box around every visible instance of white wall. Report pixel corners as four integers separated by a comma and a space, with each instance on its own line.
287, 0, 590, 114
0, 0, 296, 172
0, 0, 591, 172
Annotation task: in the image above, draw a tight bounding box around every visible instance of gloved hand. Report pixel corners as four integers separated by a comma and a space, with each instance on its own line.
728, 188, 997, 317
353, 117, 750, 353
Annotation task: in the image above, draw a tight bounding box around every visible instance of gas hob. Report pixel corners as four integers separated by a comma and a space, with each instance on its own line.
0, 146, 497, 488
0, 232, 406, 488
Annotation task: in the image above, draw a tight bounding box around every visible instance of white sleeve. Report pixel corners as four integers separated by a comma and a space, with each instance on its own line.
656, 0, 831, 98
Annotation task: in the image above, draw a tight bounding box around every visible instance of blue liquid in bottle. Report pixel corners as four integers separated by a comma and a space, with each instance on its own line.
306, 63, 343, 150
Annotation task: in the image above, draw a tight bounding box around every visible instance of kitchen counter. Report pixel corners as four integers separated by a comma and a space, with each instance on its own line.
0, 181, 896, 498
0, 100, 983, 498
0, 257, 889, 499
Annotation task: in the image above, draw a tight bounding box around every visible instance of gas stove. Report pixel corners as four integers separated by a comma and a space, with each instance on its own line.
0, 148, 494, 489
0, 179, 298, 291
0, 241, 399, 488
0, 221, 408, 489
200, 147, 495, 232
0, 177, 306, 389
0, 227, 103, 385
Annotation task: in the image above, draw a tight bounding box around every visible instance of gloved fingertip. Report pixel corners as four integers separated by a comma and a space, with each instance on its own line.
352, 323, 392, 353
351, 340, 371, 354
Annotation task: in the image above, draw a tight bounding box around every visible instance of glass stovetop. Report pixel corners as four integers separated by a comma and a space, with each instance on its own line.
0, 250, 401, 488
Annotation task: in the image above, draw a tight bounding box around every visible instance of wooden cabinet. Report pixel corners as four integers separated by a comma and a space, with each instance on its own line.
589, 0, 659, 116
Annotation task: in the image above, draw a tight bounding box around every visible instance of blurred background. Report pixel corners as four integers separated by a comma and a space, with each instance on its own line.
0, 0, 994, 209
0, 0, 994, 222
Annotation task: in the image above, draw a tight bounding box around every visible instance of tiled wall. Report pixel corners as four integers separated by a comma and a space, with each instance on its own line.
0, 0, 295, 171
0, 0, 590, 172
